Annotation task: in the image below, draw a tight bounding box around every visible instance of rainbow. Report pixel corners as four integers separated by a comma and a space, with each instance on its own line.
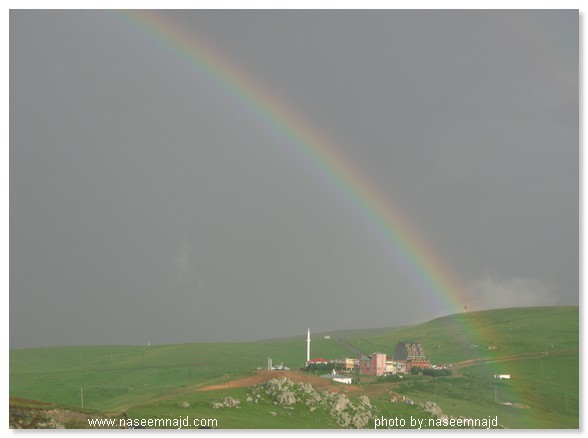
110, 10, 554, 428
116, 10, 468, 315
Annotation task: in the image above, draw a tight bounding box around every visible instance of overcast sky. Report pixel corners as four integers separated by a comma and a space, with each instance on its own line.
10, 10, 578, 348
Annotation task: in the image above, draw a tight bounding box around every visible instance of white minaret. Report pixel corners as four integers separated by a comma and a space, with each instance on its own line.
306, 328, 311, 362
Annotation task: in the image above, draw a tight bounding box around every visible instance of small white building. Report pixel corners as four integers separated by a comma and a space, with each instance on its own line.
332, 375, 353, 384
494, 374, 511, 380
321, 370, 353, 384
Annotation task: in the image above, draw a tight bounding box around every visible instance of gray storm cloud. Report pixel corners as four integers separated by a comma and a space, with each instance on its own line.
466, 277, 559, 311
10, 10, 578, 347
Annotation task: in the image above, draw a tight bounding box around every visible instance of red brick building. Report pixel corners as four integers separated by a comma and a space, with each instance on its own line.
406, 358, 431, 373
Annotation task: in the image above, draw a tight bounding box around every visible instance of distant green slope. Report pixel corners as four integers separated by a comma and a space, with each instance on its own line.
343, 306, 579, 363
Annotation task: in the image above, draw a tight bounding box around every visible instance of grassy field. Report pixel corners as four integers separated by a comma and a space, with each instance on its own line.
9, 336, 353, 412
379, 351, 579, 428
9, 306, 579, 429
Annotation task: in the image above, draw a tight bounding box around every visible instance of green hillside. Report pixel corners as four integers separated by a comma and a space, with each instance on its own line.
9, 336, 352, 412
347, 306, 579, 428
344, 306, 578, 363
9, 306, 579, 429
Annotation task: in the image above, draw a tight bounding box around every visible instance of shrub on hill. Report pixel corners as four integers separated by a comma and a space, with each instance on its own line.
304, 362, 333, 372
422, 368, 452, 377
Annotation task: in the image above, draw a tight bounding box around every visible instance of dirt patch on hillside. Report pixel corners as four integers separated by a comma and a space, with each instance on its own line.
198, 370, 359, 393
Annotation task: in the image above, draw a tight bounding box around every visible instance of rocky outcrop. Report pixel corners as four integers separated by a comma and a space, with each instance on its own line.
9, 405, 121, 429
331, 393, 350, 413
418, 401, 444, 418
249, 377, 376, 429
210, 397, 240, 409
260, 378, 299, 406
10, 408, 65, 429
358, 395, 371, 409
276, 390, 297, 405
326, 392, 372, 428
297, 382, 314, 394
